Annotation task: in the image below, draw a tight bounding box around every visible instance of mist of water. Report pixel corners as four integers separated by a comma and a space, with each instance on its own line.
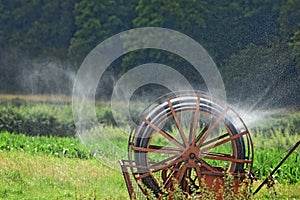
18, 60, 76, 101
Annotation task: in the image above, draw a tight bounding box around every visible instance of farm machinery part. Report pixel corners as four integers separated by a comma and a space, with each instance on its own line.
119, 91, 299, 199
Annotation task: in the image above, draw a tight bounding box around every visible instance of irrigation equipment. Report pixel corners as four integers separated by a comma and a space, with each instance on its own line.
119, 91, 298, 199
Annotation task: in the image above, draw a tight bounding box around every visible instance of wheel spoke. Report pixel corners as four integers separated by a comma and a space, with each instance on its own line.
202, 151, 251, 163
190, 96, 200, 145
177, 164, 188, 184
148, 145, 182, 152
193, 123, 209, 144
203, 154, 251, 163
135, 157, 184, 181
151, 155, 179, 167
181, 168, 191, 193
202, 151, 233, 158
189, 114, 194, 144
167, 99, 189, 147
196, 157, 216, 172
195, 165, 202, 185
200, 130, 248, 152
133, 146, 181, 155
152, 157, 184, 174
163, 162, 183, 189
144, 119, 184, 150
201, 133, 230, 147
197, 107, 228, 148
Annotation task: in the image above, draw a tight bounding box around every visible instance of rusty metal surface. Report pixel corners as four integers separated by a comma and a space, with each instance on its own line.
122, 92, 254, 199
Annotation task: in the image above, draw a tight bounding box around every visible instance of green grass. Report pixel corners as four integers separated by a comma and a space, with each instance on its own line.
0, 131, 91, 159
0, 130, 299, 199
0, 151, 299, 200
0, 98, 299, 199
252, 181, 300, 199
0, 151, 128, 200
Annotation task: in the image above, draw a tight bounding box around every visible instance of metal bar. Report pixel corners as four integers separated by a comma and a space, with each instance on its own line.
135, 157, 184, 180
194, 123, 209, 144
167, 99, 189, 147
151, 155, 178, 167
253, 140, 300, 195
144, 119, 184, 150
200, 131, 248, 152
148, 145, 182, 152
196, 157, 216, 172
191, 95, 200, 145
202, 133, 230, 147
133, 146, 181, 155
203, 155, 252, 163
177, 164, 188, 184
119, 160, 136, 200
197, 107, 228, 148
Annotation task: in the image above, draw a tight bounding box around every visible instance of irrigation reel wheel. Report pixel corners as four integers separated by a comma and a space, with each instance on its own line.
128, 92, 254, 197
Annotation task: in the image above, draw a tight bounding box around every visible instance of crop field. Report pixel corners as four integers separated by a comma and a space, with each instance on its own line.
0, 96, 299, 199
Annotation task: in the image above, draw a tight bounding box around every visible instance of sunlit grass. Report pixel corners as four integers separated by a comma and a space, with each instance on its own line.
0, 151, 128, 200
252, 181, 300, 200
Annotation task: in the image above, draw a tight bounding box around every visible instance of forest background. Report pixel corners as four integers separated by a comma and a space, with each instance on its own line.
0, 0, 299, 108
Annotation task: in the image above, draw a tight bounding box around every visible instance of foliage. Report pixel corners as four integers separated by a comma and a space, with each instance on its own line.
0, 131, 91, 159
279, 0, 300, 68
0, 101, 75, 137
221, 41, 299, 107
0, 0, 76, 58
68, 0, 136, 64
0, 1, 299, 107
201, 0, 283, 62
0, 99, 128, 137
251, 111, 300, 140
249, 112, 300, 184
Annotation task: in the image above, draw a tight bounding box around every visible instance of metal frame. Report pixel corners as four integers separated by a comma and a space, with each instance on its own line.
119, 92, 299, 199
126, 92, 254, 198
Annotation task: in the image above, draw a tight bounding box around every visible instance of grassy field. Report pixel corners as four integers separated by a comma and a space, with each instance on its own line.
0, 151, 128, 200
0, 149, 299, 199
0, 131, 299, 199
0, 95, 299, 199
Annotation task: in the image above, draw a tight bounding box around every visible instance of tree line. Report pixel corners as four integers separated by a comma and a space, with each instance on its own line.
0, 0, 299, 107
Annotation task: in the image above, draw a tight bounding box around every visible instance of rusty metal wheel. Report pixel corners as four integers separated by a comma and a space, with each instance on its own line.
129, 92, 253, 196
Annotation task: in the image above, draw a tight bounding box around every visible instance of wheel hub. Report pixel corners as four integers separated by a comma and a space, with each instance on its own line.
189, 152, 196, 159
181, 146, 202, 167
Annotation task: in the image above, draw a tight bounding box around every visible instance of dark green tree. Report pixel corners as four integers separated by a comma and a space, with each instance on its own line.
279, 0, 300, 68
221, 41, 299, 107
133, 0, 205, 38
121, 0, 207, 85
201, 0, 283, 64
68, 0, 137, 64
0, 0, 76, 59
